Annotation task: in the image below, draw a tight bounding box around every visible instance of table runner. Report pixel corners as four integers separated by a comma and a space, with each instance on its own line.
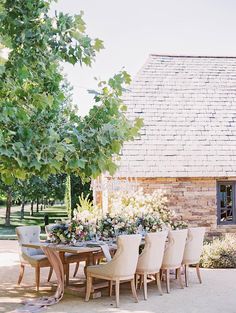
9, 246, 64, 313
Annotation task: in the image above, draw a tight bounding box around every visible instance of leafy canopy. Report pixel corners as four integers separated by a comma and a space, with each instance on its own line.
0, 0, 143, 184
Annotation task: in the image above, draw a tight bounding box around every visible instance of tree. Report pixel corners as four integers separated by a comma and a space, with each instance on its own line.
0, 0, 142, 187
0, 179, 17, 226
45, 174, 66, 204
65, 174, 91, 218
0, 174, 67, 224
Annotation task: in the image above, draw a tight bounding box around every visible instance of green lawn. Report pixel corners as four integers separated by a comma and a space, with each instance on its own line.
0, 205, 68, 239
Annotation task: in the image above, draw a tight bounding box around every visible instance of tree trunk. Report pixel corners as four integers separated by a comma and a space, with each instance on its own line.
20, 199, 25, 219
5, 190, 12, 226
36, 198, 39, 213
30, 201, 34, 216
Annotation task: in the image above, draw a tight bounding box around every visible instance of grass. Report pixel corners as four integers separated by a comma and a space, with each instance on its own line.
0, 205, 68, 240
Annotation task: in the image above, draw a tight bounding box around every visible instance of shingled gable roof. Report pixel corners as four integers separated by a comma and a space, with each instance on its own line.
115, 54, 236, 178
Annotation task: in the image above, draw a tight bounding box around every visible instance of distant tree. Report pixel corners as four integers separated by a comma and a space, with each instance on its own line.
0, 174, 66, 225
45, 174, 66, 204
64, 175, 71, 218
0, 180, 17, 226
65, 174, 91, 219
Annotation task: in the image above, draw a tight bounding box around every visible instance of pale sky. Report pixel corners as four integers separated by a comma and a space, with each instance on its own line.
52, 0, 236, 116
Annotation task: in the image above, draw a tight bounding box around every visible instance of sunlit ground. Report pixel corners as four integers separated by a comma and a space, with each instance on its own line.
1, 240, 236, 313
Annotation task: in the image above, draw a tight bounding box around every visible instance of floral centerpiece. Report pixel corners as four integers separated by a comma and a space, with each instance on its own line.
96, 214, 131, 240
48, 219, 96, 244
108, 188, 188, 232
48, 220, 77, 244
135, 213, 164, 233
48, 189, 187, 244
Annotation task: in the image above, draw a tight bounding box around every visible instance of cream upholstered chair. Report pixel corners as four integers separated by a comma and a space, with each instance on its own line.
136, 231, 168, 300
182, 227, 205, 286
85, 234, 142, 307
161, 229, 188, 293
16, 226, 53, 291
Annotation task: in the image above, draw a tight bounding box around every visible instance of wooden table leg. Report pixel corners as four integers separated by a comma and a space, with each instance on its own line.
58, 251, 69, 286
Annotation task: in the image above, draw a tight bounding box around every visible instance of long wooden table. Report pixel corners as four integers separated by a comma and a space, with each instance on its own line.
21, 242, 113, 311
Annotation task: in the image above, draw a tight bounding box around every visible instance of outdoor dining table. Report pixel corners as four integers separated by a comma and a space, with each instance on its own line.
17, 241, 114, 313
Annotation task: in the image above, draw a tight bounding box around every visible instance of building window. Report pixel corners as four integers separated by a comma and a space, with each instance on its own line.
217, 182, 236, 224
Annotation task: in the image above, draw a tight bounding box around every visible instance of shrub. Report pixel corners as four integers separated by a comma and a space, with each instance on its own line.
200, 234, 236, 268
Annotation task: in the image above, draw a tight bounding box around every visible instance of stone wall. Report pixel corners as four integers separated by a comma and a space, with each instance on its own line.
133, 177, 217, 234
134, 177, 236, 236
95, 176, 236, 236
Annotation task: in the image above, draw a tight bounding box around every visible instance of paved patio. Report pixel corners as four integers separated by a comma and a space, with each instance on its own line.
0, 240, 235, 313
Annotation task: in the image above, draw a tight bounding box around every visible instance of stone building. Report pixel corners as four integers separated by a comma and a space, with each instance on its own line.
94, 54, 236, 235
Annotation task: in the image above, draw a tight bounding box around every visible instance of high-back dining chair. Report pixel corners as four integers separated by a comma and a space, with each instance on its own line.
136, 231, 168, 300
85, 234, 142, 307
182, 227, 205, 286
16, 225, 53, 291
161, 229, 188, 293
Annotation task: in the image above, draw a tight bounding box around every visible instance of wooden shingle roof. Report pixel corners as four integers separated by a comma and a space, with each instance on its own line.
116, 54, 236, 178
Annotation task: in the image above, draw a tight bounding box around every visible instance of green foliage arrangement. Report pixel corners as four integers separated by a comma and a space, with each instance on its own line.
0, 0, 143, 185
77, 193, 93, 213
200, 234, 236, 268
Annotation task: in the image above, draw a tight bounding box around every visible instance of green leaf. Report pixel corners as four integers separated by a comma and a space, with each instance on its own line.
107, 162, 118, 176
134, 117, 144, 129
122, 71, 131, 84
14, 169, 26, 180
77, 159, 86, 169
51, 159, 61, 170
111, 140, 121, 154
68, 158, 81, 169
1, 173, 15, 185
30, 160, 42, 171
93, 38, 104, 52
74, 13, 86, 33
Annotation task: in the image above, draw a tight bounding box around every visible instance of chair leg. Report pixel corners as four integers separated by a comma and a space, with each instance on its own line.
184, 264, 189, 287
175, 268, 178, 279
176, 267, 184, 289
166, 269, 170, 293
17, 264, 25, 285
131, 278, 139, 303
196, 263, 202, 284
139, 274, 143, 290
115, 279, 120, 308
160, 268, 164, 281
135, 274, 138, 289
47, 267, 53, 282
155, 272, 163, 295
65, 263, 69, 286
143, 273, 148, 300
85, 274, 92, 301
35, 265, 40, 292
73, 262, 80, 277
109, 280, 113, 296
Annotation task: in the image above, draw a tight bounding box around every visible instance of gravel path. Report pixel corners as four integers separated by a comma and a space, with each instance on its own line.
0, 240, 236, 313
